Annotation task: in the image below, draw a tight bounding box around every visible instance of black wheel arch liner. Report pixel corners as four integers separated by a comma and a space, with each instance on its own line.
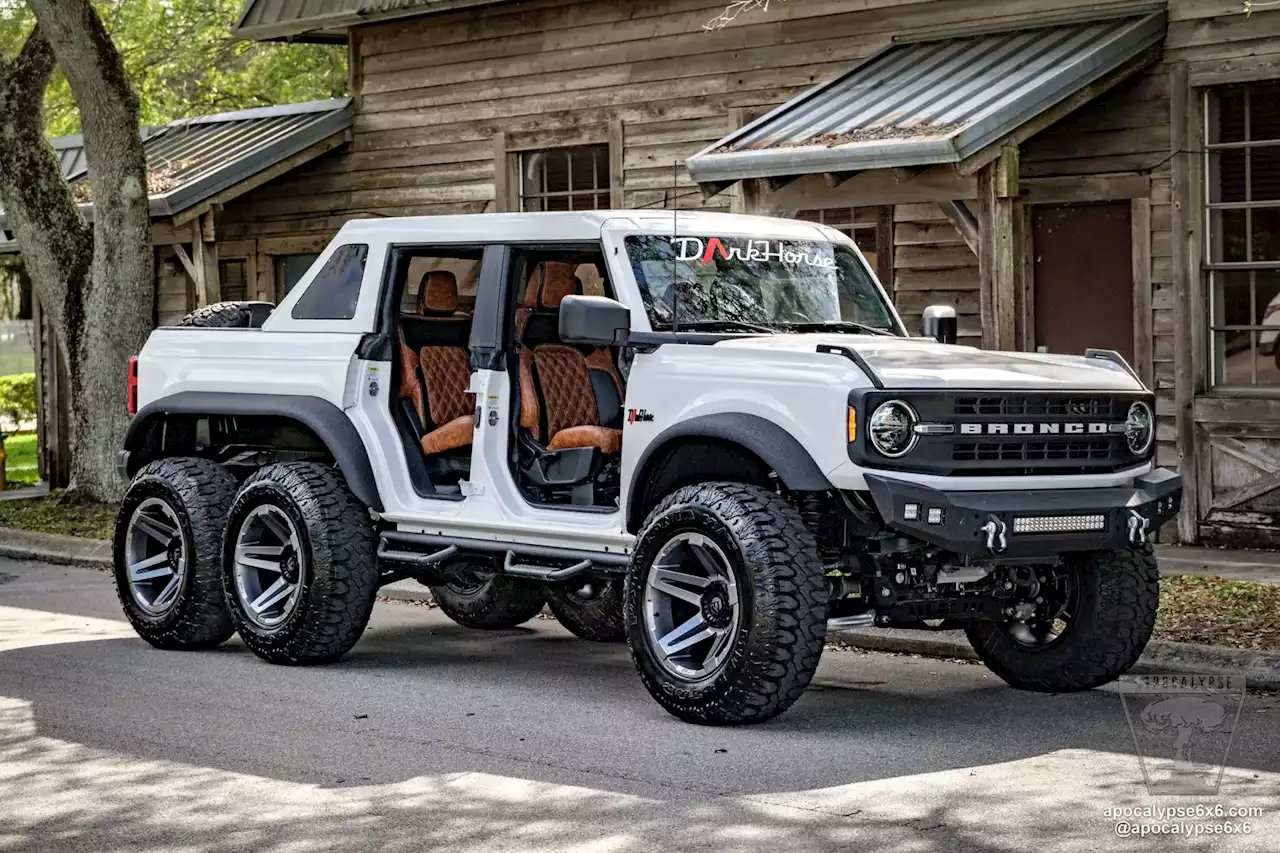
123, 391, 383, 511
626, 413, 832, 528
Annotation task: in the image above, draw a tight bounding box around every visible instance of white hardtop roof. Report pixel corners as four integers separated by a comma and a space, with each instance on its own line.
334, 210, 847, 244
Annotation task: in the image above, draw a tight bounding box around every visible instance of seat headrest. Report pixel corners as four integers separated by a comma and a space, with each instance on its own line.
525, 262, 582, 310
418, 271, 458, 317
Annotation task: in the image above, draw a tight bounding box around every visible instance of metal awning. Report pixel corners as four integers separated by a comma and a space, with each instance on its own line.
687, 13, 1166, 185
0, 98, 352, 250
234, 0, 509, 42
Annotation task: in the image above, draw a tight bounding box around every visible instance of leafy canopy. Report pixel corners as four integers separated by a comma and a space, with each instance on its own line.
0, 0, 347, 136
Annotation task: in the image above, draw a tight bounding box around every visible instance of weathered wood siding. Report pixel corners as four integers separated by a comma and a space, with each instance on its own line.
219, 0, 1169, 287
893, 204, 981, 347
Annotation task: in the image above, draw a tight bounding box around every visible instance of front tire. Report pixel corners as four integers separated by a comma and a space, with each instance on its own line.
965, 546, 1159, 692
624, 482, 827, 725
113, 458, 238, 650
222, 462, 378, 665
430, 559, 546, 629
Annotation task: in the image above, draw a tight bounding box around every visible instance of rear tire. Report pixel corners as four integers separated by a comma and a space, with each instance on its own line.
624, 482, 827, 725
430, 560, 546, 629
222, 462, 378, 665
544, 580, 625, 642
113, 458, 237, 650
965, 546, 1159, 692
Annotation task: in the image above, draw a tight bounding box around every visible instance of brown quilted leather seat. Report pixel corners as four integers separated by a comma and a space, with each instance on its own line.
397, 270, 475, 455
518, 262, 623, 454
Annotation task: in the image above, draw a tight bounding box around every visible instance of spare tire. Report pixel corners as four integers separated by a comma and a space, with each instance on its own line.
179, 301, 274, 328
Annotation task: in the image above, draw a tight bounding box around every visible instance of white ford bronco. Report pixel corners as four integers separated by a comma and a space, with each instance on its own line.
114, 210, 1181, 725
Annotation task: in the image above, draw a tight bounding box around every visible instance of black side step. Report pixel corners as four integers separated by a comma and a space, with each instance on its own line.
377, 530, 628, 581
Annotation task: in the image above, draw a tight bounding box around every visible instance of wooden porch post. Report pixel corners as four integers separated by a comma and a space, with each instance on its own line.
978, 146, 1019, 350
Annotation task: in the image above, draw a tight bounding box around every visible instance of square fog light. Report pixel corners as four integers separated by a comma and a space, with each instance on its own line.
903, 503, 920, 521
926, 507, 944, 525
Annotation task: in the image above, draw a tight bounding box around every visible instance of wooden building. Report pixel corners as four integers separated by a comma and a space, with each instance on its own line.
21, 0, 1280, 545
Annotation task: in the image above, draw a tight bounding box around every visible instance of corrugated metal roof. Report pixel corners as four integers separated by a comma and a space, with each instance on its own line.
63, 98, 353, 218
687, 13, 1166, 184
235, 0, 508, 42
0, 99, 351, 249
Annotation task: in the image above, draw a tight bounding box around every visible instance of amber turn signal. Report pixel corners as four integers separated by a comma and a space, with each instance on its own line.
847, 407, 857, 443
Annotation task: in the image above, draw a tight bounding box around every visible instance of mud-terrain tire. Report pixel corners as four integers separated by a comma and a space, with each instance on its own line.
222, 462, 377, 665
113, 457, 238, 650
965, 546, 1159, 692
179, 300, 273, 328
430, 560, 546, 629
544, 579, 625, 642
624, 482, 827, 725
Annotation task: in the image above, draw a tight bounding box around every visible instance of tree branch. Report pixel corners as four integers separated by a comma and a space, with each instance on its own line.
703, 0, 787, 31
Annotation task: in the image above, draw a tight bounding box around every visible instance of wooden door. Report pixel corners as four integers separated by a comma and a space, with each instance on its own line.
1195, 400, 1280, 547
1032, 203, 1134, 362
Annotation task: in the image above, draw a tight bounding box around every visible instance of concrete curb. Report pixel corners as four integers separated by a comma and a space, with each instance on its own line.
0, 527, 111, 568
830, 627, 1280, 690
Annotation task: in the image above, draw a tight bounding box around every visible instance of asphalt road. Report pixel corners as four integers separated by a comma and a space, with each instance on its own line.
2, 556, 1279, 853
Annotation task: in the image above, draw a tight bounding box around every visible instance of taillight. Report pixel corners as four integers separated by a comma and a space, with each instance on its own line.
127, 356, 138, 416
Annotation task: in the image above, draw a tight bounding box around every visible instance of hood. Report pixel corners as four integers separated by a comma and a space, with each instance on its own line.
711, 334, 1144, 391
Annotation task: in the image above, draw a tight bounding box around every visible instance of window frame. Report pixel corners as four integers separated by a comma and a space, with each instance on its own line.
1203, 82, 1280, 389
518, 144, 612, 213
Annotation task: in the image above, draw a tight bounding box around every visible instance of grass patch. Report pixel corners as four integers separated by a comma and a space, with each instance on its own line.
1156, 574, 1280, 651
0, 491, 117, 540
2, 432, 38, 484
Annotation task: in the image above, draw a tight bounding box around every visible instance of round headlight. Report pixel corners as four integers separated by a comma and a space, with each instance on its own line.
868, 400, 918, 458
1125, 401, 1154, 456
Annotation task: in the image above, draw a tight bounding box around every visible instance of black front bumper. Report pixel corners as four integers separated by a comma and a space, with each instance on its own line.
864, 468, 1181, 558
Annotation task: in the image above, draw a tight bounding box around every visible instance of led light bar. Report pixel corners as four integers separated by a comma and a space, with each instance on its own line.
1012, 514, 1107, 534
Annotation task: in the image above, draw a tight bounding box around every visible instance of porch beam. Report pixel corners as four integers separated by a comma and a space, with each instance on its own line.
938, 200, 980, 256
978, 153, 1018, 351
823, 171, 858, 188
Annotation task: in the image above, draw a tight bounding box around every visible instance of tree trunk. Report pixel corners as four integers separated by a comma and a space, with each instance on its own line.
0, 0, 154, 501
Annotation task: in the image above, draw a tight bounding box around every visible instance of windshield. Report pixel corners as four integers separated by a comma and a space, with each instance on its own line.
624, 234, 898, 334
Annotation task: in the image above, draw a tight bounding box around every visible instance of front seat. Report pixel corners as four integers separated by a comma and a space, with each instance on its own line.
518, 262, 623, 455
409, 271, 475, 456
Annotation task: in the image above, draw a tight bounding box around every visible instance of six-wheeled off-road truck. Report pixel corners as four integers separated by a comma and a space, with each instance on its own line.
114, 211, 1180, 725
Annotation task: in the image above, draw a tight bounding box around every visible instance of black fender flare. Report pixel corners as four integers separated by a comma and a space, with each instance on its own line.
123, 391, 383, 511
627, 412, 832, 525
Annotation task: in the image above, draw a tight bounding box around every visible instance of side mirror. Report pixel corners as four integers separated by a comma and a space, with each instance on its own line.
921, 305, 958, 345
559, 295, 631, 347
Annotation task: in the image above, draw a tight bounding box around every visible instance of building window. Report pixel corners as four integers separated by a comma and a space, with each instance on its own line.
794, 206, 891, 284
276, 254, 320, 302
218, 259, 247, 302
520, 145, 610, 212
1206, 82, 1280, 387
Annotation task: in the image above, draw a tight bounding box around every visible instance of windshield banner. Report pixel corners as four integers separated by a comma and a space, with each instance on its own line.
669, 237, 837, 269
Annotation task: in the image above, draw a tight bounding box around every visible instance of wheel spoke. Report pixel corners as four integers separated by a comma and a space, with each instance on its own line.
129, 552, 173, 582
151, 576, 182, 609
658, 613, 714, 655
688, 541, 724, 578
236, 549, 285, 574
237, 544, 285, 559
259, 512, 293, 544
250, 577, 294, 614
650, 568, 708, 605
133, 514, 177, 543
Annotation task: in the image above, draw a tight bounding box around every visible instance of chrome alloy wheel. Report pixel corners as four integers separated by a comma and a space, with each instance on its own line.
123, 498, 188, 616
232, 505, 304, 629
642, 531, 741, 681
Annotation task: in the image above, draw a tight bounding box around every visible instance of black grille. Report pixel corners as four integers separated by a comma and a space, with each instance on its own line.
953, 395, 1119, 418
952, 439, 1112, 463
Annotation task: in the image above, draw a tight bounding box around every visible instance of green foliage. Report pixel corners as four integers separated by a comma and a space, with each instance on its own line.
0, 0, 348, 136
0, 372, 36, 424
2, 431, 37, 483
